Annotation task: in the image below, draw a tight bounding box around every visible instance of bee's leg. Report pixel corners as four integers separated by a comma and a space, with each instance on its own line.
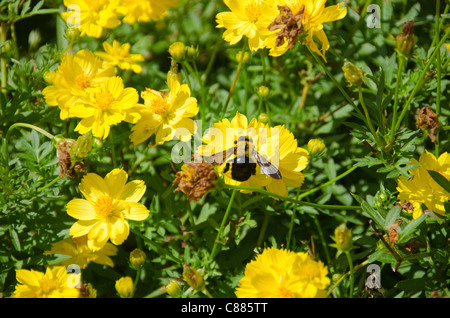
223, 162, 230, 174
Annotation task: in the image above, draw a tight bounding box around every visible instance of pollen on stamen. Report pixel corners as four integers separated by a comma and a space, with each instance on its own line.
94, 196, 114, 218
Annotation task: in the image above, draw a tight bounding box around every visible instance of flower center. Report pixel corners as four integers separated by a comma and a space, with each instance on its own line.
151, 96, 169, 115
75, 74, 92, 90
39, 277, 60, 295
279, 286, 295, 298
94, 195, 114, 218
93, 89, 115, 110
269, 4, 306, 49
245, 2, 262, 22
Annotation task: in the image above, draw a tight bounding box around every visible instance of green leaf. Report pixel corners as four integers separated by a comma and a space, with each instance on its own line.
384, 206, 402, 231
397, 214, 426, 244
9, 227, 21, 252
427, 170, 450, 193
360, 200, 385, 228
395, 277, 434, 293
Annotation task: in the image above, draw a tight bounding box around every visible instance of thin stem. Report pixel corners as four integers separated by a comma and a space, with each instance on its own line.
313, 216, 331, 265
221, 41, 247, 118
131, 268, 141, 298
286, 188, 302, 250
224, 184, 360, 211
434, 0, 441, 157
1, 22, 8, 95
359, 86, 381, 146
210, 189, 237, 260
327, 259, 369, 297
345, 251, 354, 298
256, 212, 270, 248
297, 165, 358, 200
393, 29, 450, 135
36, 176, 61, 193
391, 56, 405, 137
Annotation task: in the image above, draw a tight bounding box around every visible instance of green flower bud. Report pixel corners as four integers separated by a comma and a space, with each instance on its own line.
307, 139, 325, 155
258, 86, 270, 98
69, 134, 92, 160
342, 60, 365, 87
28, 29, 41, 51
65, 27, 81, 42
396, 21, 416, 57
258, 113, 269, 123
333, 223, 353, 252
129, 248, 146, 269
165, 279, 182, 298
186, 45, 198, 60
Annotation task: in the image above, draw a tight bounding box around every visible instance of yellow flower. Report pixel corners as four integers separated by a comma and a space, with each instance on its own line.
262, 0, 347, 60
71, 76, 141, 139
199, 112, 309, 197
115, 276, 134, 298
44, 235, 118, 269
42, 50, 116, 120
10, 266, 80, 298
119, 0, 179, 25
129, 71, 198, 147
66, 168, 150, 251
95, 40, 145, 74
62, 0, 123, 38
397, 150, 450, 219
216, 0, 279, 52
235, 247, 330, 298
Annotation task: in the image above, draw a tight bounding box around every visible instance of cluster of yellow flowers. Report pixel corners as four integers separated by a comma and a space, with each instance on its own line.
216, 0, 347, 60
62, 0, 179, 38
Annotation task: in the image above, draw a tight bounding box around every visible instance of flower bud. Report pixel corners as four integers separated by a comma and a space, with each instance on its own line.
182, 263, 205, 291
165, 279, 182, 298
258, 113, 269, 123
167, 59, 183, 83
396, 21, 416, 57
168, 42, 186, 61
258, 85, 270, 98
65, 27, 81, 42
342, 60, 365, 87
333, 223, 353, 252
69, 134, 92, 160
115, 276, 134, 298
129, 248, 146, 269
43, 70, 56, 84
235, 51, 250, 64
307, 139, 325, 155
28, 29, 41, 51
186, 45, 198, 60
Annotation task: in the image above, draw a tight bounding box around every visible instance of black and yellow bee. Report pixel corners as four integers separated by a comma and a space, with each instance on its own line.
204, 135, 281, 182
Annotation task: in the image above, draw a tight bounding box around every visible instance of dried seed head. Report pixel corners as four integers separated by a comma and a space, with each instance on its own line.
415, 106, 439, 144
173, 161, 217, 201
57, 139, 87, 178
269, 4, 305, 49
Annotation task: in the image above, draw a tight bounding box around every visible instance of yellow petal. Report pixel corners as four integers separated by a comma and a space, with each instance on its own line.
66, 199, 96, 220
104, 168, 128, 199
79, 172, 109, 203
70, 219, 97, 237
125, 202, 150, 221
119, 180, 146, 202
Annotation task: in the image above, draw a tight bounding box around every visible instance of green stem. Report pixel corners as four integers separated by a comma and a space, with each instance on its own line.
434, 0, 441, 157
393, 29, 450, 135
358, 86, 381, 146
256, 212, 270, 248
327, 259, 369, 297
131, 267, 141, 298
313, 216, 331, 265
221, 41, 247, 118
391, 56, 405, 137
210, 189, 237, 260
224, 184, 360, 211
36, 176, 61, 193
0, 22, 8, 95
345, 251, 354, 298
297, 165, 358, 200
286, 188, 302, 250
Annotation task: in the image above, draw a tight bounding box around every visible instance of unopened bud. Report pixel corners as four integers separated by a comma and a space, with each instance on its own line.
258, 86, 270, 98
307, 139, 325, 155
28, 29, 41, 51
69, 134, 92, 160
258, 113, 269, 123
167, 59, 183, 83
115, 276, 134, 298
165, 279, 182, 298
168, 42, 186, 61
65, 27, 81, 42
342, 60, 365, 87
43, 70, 56, 84
186, 45, 198, 60
129, 248, 146, 269
182, 263, 205, 291
333, 223, 353, 252
396, 21, 416, 57
236, 51, 250, 64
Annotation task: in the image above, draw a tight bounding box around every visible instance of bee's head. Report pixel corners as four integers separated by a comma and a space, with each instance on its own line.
235, 135, 253, 144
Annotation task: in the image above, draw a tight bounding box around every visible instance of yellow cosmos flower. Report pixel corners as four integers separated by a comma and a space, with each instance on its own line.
235, 247, 330, 298
66, 168, 150, 251
216, 0, 279, 51
62, 0, 122, 38
262, 0, 347, 60
119, 0, 179, 25
199, 112, 309, 196
95, 40, 145, 74
42, 50, 116, 120
44, 235, 118, 269
10, 266, 80, 298
397, 151, 450, 219
71, 76, 141, 139
129, 72, 198, 147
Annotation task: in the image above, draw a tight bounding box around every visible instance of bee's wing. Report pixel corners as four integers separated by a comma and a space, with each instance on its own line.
254, 152, 282, 179
204, 147, 235, 165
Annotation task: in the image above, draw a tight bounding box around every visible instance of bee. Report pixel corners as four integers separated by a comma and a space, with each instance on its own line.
204, 135, 281, 182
